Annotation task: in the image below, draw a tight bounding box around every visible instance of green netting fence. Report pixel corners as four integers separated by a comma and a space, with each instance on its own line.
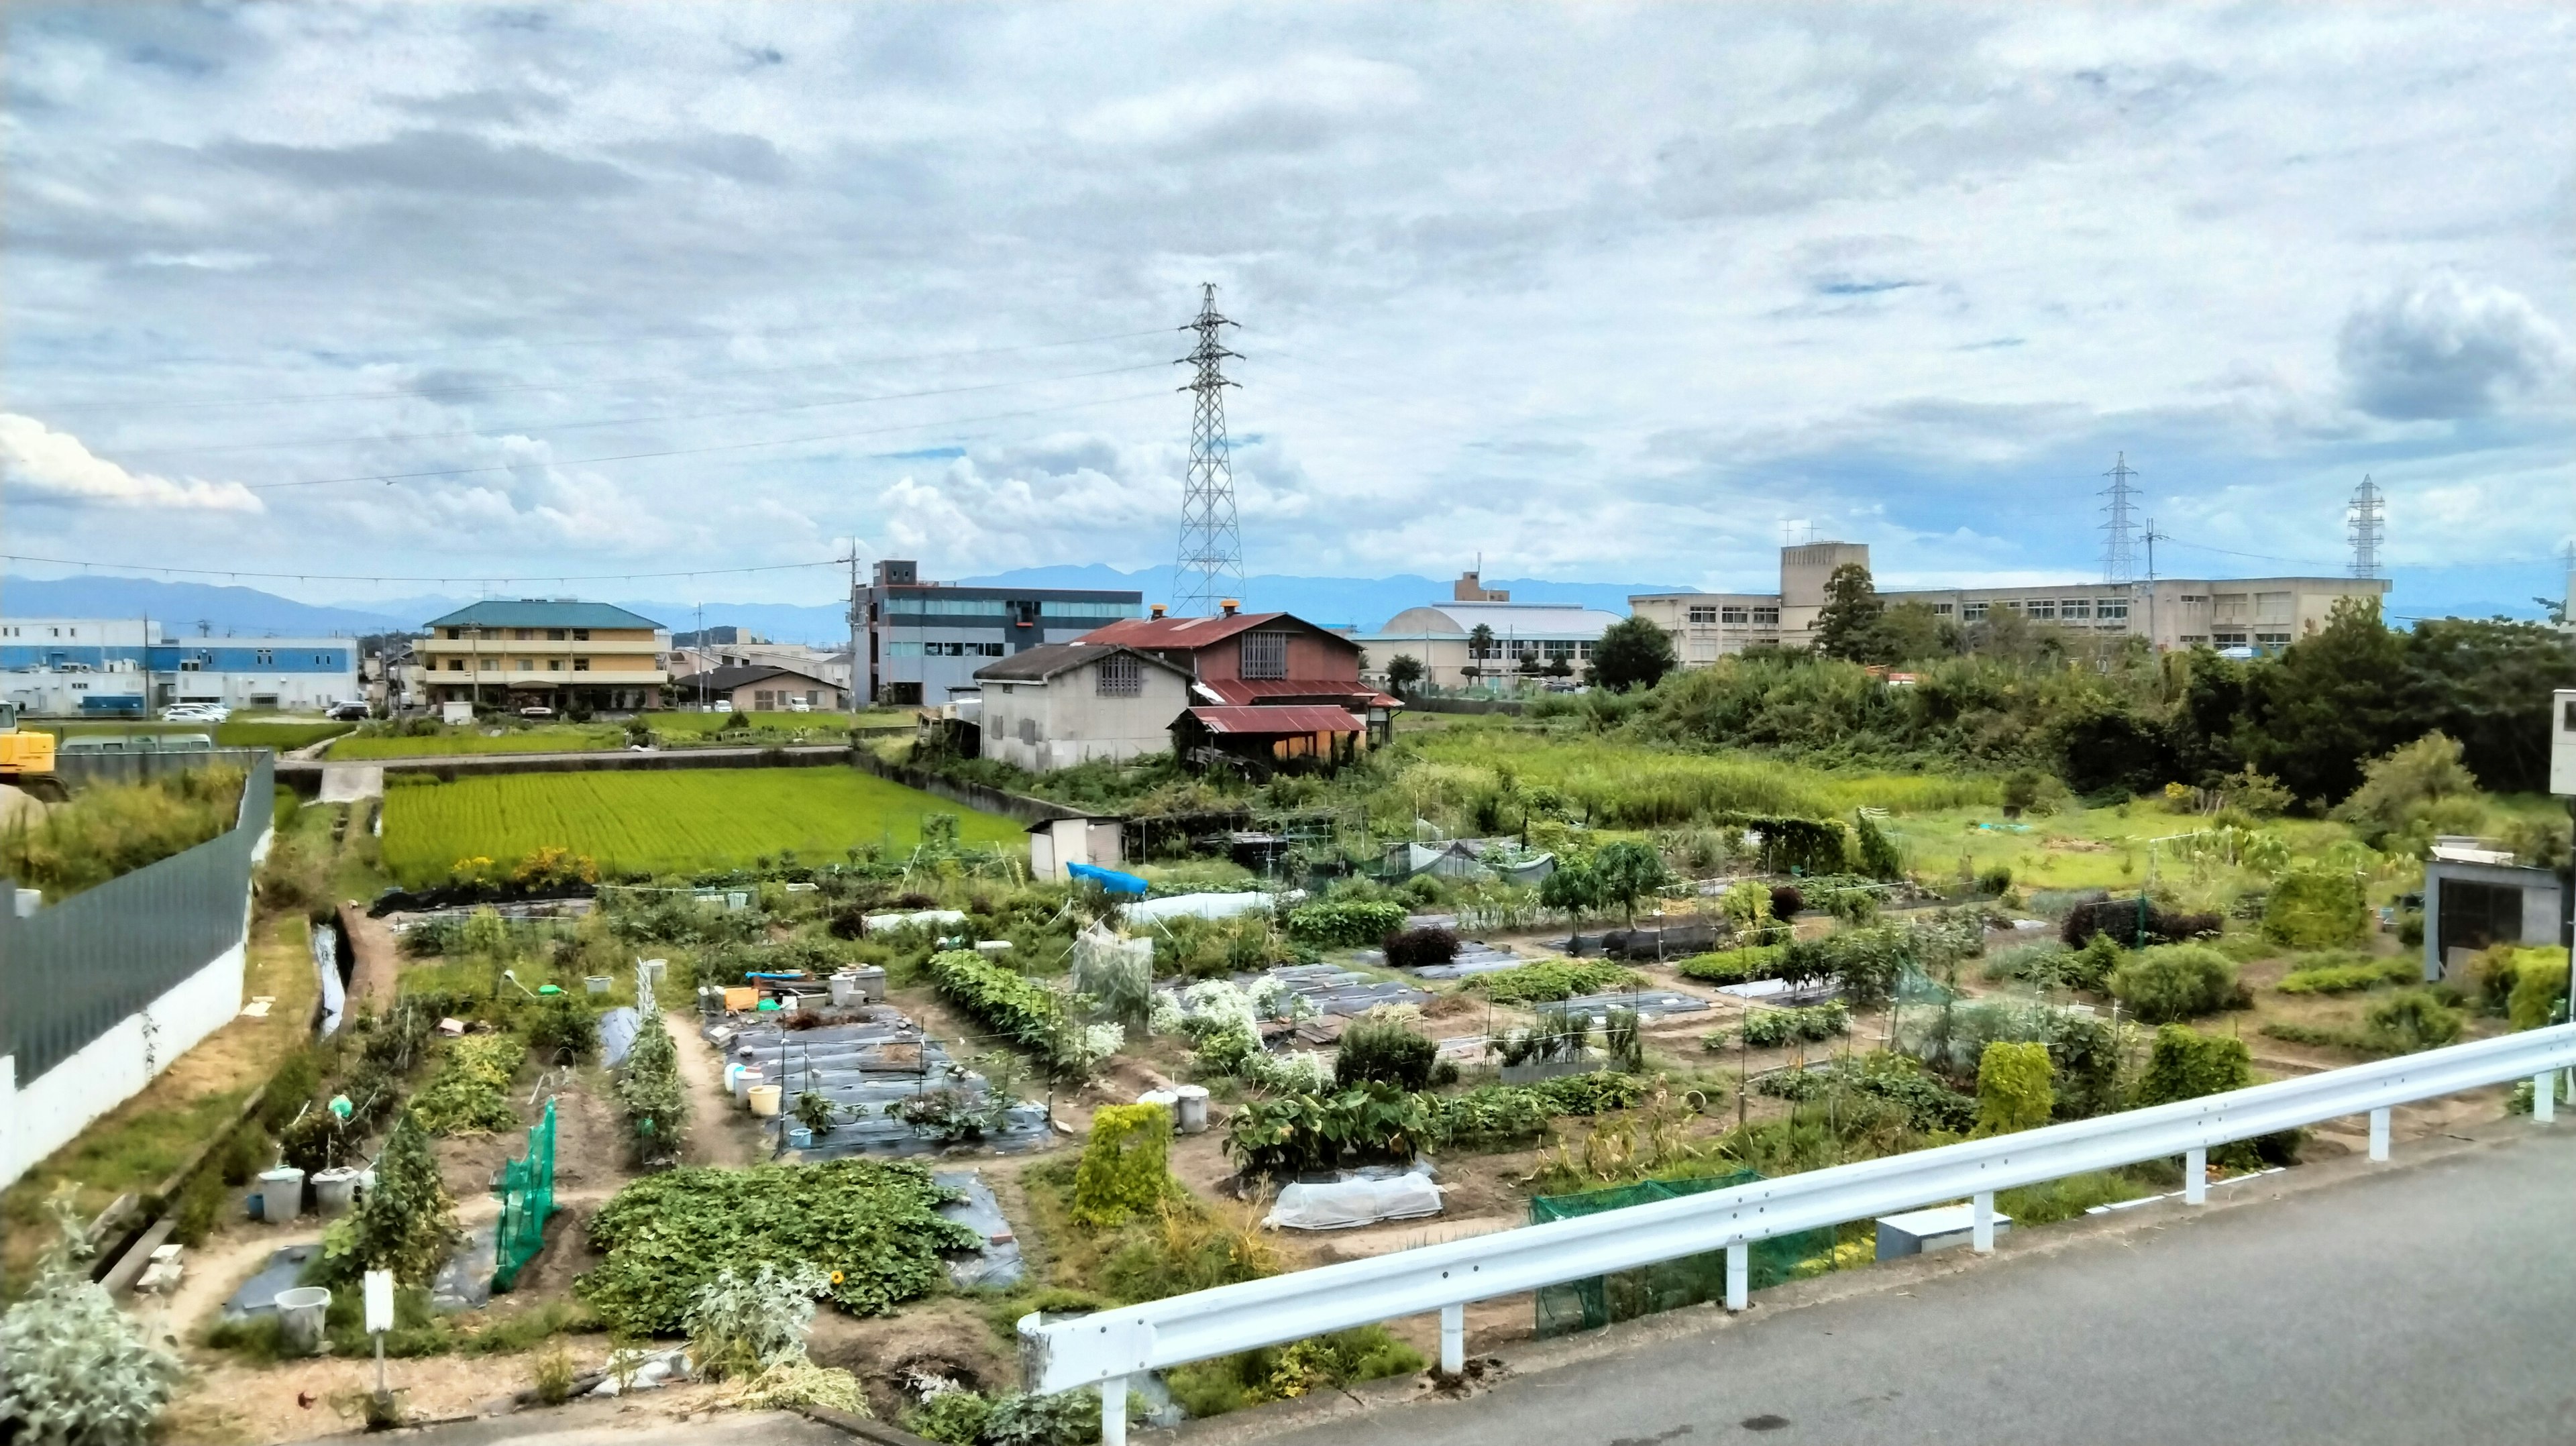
1529, 1170, 1837, 1338
492, 1098, 557, 1292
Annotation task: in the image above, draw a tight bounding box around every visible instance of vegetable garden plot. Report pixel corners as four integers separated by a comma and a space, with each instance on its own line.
379, 768, 1022, 884
1529, 1171, 1833, 1337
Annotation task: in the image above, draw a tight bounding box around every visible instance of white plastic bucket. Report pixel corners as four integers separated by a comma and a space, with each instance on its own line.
274, 1286, 332, 1354
828, 973, 859, 1007
310, 1167, 361, 1217
1173, 1084, 1211, 1135
256, 1167, 307, 1221
850, 966, 888, 1003
747, 1084, 783, 1117
731, 1066, 760, 1103
586, 975, 612, 995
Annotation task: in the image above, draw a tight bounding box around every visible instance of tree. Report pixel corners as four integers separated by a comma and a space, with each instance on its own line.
335, 1114, 460, 1285
1871, 600, 1953, 663
1385, 654, 1425, 695
2241, 597, 2406, 805
2395, 618, 2576, 793
1972, 1042, 2053, 1136
1813, 563, 1884, 661
1592, 616, 1678, 692
1589, 840, 1671, 925
1467, 622, 1496, 669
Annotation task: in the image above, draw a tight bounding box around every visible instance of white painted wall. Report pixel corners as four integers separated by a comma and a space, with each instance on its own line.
981, 658, 1190, 772
1, 936, 249, 1188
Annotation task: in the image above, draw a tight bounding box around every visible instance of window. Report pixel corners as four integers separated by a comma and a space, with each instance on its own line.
1752, 607, 1779, 626
442, 627, 459, 640
1240, 631, 1289, 679
885, 641, 924, 657
1719, 606, 1749, 625
2178, 634, 2209, 645
974, 642, 1005, 657
2255, 632, 2292, 649
1097, 653, 1141, 697
754, 690, 776, 710
1687, 605, 1719, 624
1040, 600, 1145, 618
573, 657, 591, 671
1962, 602, 1990, 622
254, 649, 276, 665
2061, 600, 2092, 620
2255, 592, 2294, 624
515, 628, 533, 640
547, 628, 567, 641
2212, 630, 2249, 646
2027, 601, 2057, 621
447, 659, 465, 671
2097, 600, 2129, 622
517, 658, 535, 671
1018, 717, 1038, 744
2178, 594, 2208, 605
1931, 602, 1954, 617
573, 629, 590, 641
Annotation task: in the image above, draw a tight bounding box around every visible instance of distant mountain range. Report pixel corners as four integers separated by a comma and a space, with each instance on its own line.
2, 560, 2559, 644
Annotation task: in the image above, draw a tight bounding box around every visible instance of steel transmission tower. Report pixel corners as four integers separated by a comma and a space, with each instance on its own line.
2100, 451, 2140, 583
2347, 476, 2385, 579
1173, 284, 1244, 617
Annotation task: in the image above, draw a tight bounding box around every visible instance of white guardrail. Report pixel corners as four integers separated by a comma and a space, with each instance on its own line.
1024, 1023, 2576, 1444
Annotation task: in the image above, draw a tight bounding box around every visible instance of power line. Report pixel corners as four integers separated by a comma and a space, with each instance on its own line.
23, 327, 1178, 414
0, 551, 848, 587
1173, 283, 1245, 617
98, 359, 1173, 461
237, 387, 1171, 492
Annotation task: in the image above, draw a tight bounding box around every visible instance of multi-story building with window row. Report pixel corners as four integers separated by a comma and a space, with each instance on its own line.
0, 616, 360, 715
412, 600, 670, 712
1631, 542, 2390, 665
856, 560, 1144, 706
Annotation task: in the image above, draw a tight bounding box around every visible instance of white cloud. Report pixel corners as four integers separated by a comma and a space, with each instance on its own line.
2337, 273, 2573, 421
0, 414, 264, 512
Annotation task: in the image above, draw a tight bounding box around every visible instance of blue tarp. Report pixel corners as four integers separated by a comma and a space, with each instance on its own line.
1068, 862, 1150, 895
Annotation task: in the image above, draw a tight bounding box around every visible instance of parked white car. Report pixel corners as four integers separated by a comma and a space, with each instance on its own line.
161, 703, 229, 722
786, 699, 813, 713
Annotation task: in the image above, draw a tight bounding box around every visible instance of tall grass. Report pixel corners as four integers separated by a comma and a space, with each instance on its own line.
1402, 726, 1994, 825
1, 765, 246, 898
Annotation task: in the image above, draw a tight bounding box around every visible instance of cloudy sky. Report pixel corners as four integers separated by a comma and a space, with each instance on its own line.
4, 2, 2571, 613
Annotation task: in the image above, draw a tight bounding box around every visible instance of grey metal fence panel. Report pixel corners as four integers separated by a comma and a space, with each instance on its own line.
0, 752, 272, 1082
54, 747, 266, 792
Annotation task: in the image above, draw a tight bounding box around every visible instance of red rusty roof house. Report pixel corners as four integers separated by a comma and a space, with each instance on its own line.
1080, 601, 1397, 769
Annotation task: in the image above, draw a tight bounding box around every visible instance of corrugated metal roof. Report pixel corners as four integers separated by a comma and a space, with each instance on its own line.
426, 599, 667, 630
1080, 611, 1294, 647
1199, 677, 1400, 709
1185, 704, 1362, 735
671, 663, 838, 691
973, 642, 1190, 683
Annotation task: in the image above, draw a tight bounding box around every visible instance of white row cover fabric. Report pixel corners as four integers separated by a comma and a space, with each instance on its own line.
863, 909, 969, 934
1264, 1170, 1445, 1231
1122, 891, 1277, 926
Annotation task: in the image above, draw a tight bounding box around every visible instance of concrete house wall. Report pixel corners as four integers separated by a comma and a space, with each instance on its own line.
981, 656, 1193, 772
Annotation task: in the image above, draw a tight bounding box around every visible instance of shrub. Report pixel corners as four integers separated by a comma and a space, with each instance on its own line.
1676, 945, 1784, 985
521, 992, 598, 1062
1738, 1003, 1849, 1048
0, 1197, 182, 1444
1769, 885, 1804, 918
615, 1017, 687, 1164
2108, 944, 2247, 1023
1285, 899, 1406, 947
2134, 1024, 2300, 1169
2062, 897, 2220, 950
1717, 879, 1773, 934
1334, 1013, 1441, 1092
1095, 1199, 1285, 1304
1972, 1042, 2053, 1136
1853, 811, 1902, 881
324, 1115, 459, 1286
905, 1391, 993, 1445
1379, 926, 1458, 970
2277, 957, 2417, 995
1163, 1327, 1424, 1418
2506, 946, 2570, 1031
2362, 989, 2465, 1053
2261, 868, 2368, 950
1461, 958, 1643, 1005
0, 765, 246, 899
1974, 864, 2013, 897
1071, 1105, 1177, 1229
576, 1162, 980, 1336
407, 1035, 527, 1135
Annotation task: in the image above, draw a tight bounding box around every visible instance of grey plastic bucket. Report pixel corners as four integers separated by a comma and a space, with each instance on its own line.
275, 1286, 332, 1354
256, 1167, 307, 1221
311, 1167, 361, 1217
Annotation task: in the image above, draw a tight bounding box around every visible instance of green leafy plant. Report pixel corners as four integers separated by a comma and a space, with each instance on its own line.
2277, 956, 2418, 995
792, 1088, 838, 1140
1462, 958, 1643, 1005
325, 1114, 460, 1286
2361, 989, 2466, 1053
1737, 1002, 1850, 1048
0, 1194, 183, 1445
1071, 1105, 1177, 1228
1589, 840, 1672, 925
1333, 1012, 1442, 1091
615, 1016, 688, 1165
905, 1390, 995, 1445
407, 1034, 527, 1135
1379, 926, 1460, 970
576, 1162, 980, 1336
2133, 1024, 2299, 1169
1285, 898, 1407, 947
2261, 867, 2369, 950
686, 1261, 830, 1380
521, 992, 598, 1062
1972, 1042, 2053, 1136
2108, 944, 2249, 1023
926, 948, 1108, 1079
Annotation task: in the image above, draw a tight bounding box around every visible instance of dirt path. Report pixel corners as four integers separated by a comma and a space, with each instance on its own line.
337, 902, 401, 1013
664, 1008, 756, 1167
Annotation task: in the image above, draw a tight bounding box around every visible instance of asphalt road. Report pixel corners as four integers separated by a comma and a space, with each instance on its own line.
1260, 1132, 2576, 1446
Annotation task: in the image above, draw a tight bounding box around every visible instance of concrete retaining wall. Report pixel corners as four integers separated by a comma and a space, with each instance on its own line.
1407, 696, 1529, 717
846, 751, 1078, 827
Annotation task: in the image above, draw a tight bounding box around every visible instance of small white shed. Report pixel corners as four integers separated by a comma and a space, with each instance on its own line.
1028, 816, 1125, 882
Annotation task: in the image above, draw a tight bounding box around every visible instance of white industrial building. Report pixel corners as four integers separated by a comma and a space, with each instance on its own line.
0, 617, 361, 716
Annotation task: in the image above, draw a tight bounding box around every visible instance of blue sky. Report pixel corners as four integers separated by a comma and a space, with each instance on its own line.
3, 3, 2570, 616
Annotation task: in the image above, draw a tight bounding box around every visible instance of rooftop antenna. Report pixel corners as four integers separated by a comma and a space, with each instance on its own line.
2347, 476, 2385, 579
1173, 283, 1244, 618
2101, 451, 2140, 583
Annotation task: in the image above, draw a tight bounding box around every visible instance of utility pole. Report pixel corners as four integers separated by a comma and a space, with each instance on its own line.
2141, 518, 2170, 649
844, 549, 860, 711
694, 603, 706, 712
2100, 452, 2140, 584
2347, 477, 2385, 580
1173, 284, 1244, 618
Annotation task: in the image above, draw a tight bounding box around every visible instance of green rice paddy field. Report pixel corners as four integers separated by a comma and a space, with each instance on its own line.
379, 767, 1024, 884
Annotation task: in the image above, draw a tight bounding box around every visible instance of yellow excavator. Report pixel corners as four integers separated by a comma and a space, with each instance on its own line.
0, 702, 66, 802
